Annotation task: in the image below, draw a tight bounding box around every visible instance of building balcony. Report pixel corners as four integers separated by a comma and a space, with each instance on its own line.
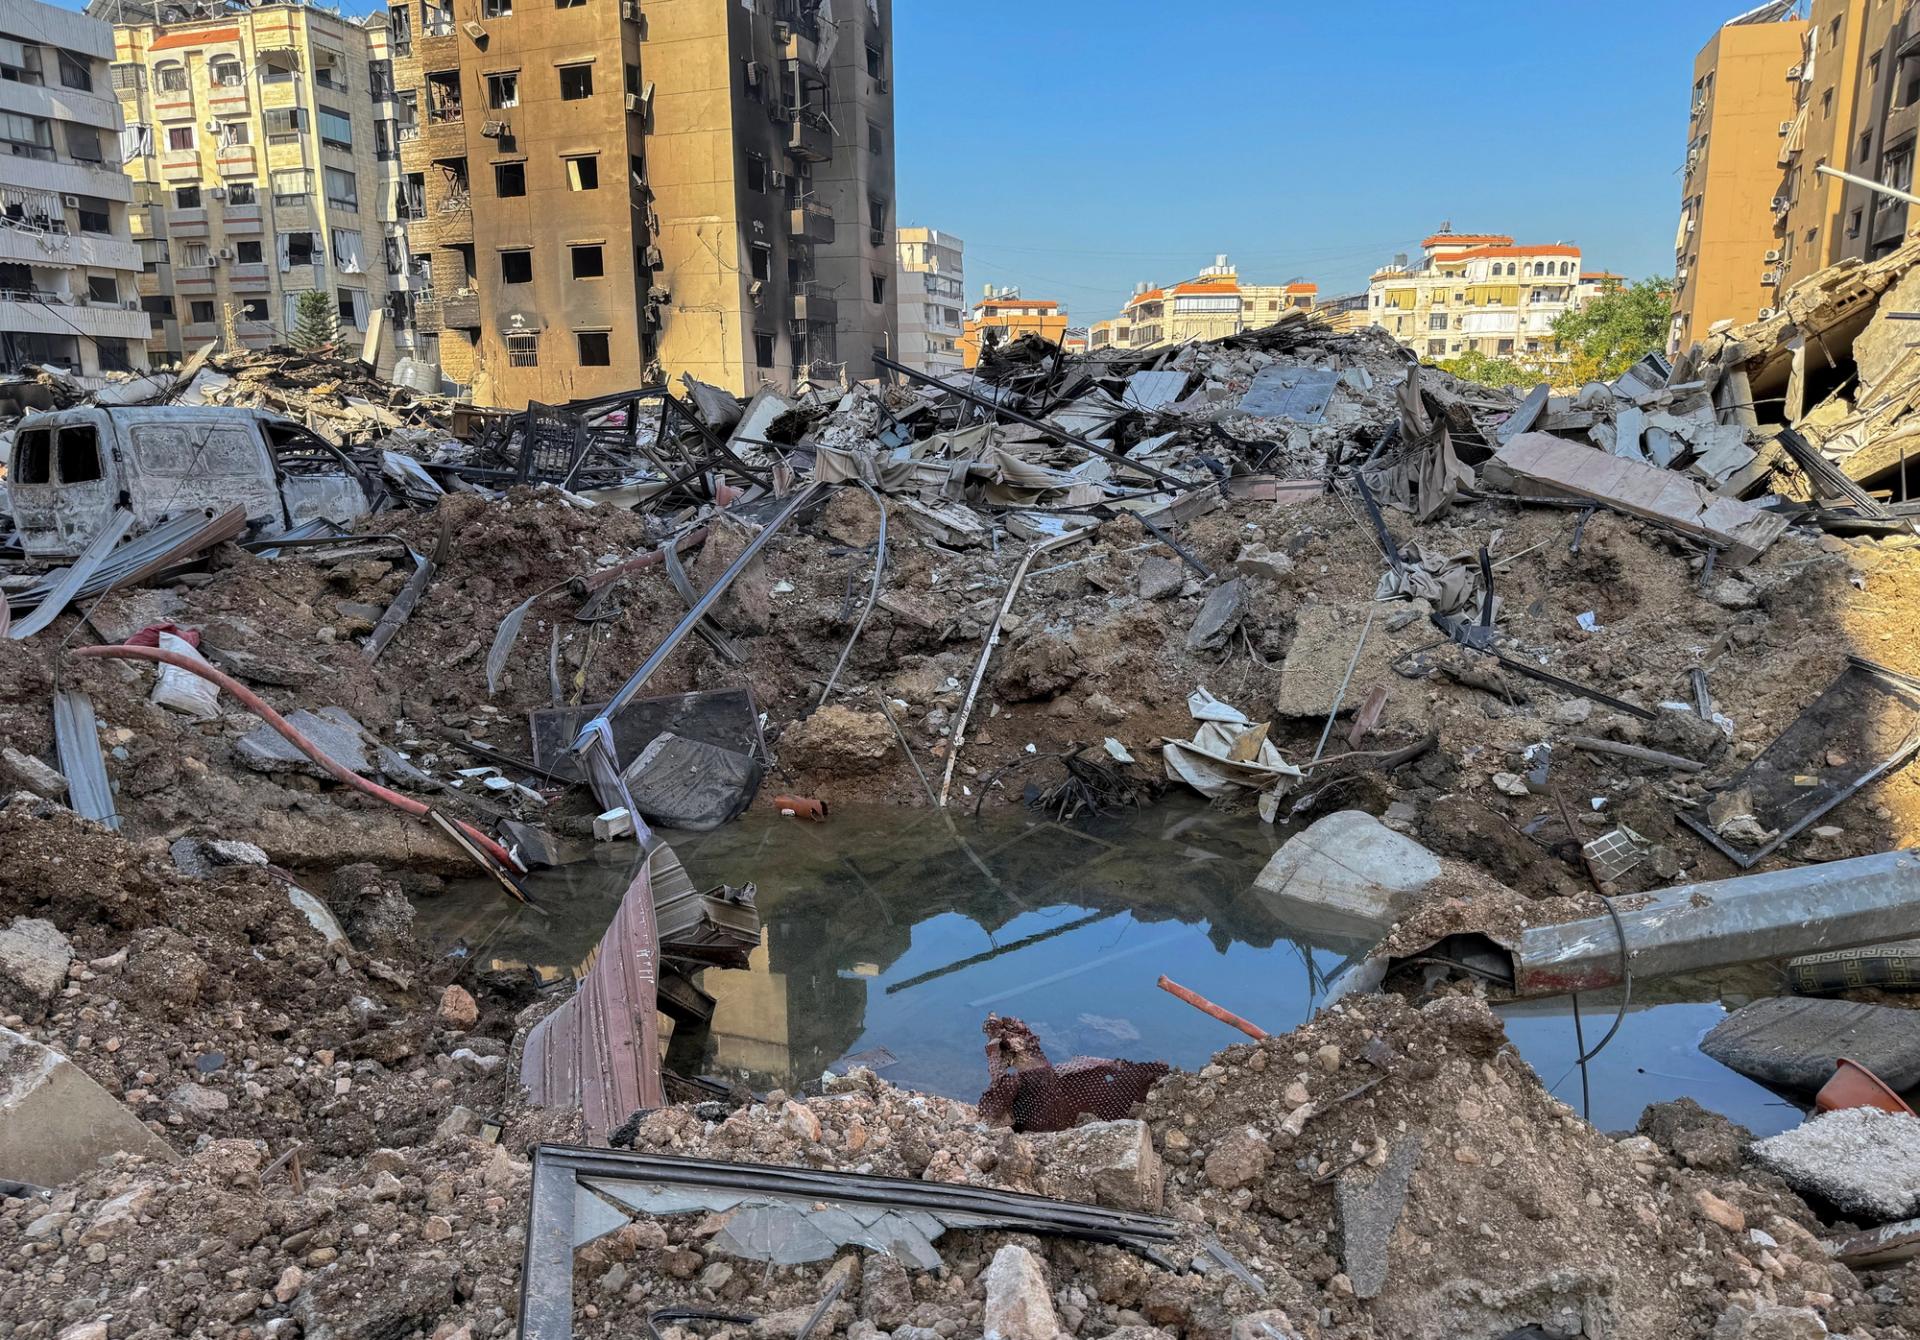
154, 95, 195, 121
789, 202, 835, 244
221, 205, 263, 232
786, 112, 832, 162
260, 81, 300, 111
792, 285, 835, 324
440, 288, 481, 328
414, 297, 442, 333
217, 146, 256, 176
181, 319, 217, 342
0, 229, 140, 273
169, 207, 209, 238
229, 263, 270, 290
160, 148, 201, 178
0, 297, 150, 343
422, 116, 467, 156
208, 80, 249, 114
174, 266, 215, 292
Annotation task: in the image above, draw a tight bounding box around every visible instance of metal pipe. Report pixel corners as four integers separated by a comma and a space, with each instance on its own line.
1508, 848, 1920, 996
1815, 162, 1920, 208
817, 481, 888, 707
872, 354, 1188, 488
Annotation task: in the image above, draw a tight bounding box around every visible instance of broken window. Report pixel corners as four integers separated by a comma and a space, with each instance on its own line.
488, 71, 519, 107
501, 249, 532, 283
236, 239, 262, 264
745, 152, 766, 192
324, 166, 358, 211
558, 63, 592, 100
754, 331, 774, 368
390, 4, 412, 56
865, 43, 882, 78
564, 154, 598, 190
428, 70, 463, 122
495, 161, 526, 196
262, 51, 297, 84
867, 119, 883, 155
266, 107, 307, 139
287, 232, 319, 265
238, 297, 268, 321
750, 245, 770, 282
189, 299, 215, 323
57, 49, 91, 92
570, 243, 603, 278
86, 274, 117, 304
576, 330, 610, 365
56, 425, 101, 483
174, 184, 200, 209
156, 61, 186, 92
484, 0, 512, 15
508, 331, 538, 365
871, 272, 885, 305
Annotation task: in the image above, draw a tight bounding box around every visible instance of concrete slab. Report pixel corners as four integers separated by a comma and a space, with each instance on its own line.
1701, 996, 1920, 1095
0, 1027, 176, 1186
1336, 1134, 1422, 1299
1253, 811, 1441, 938
1752, 1108, 1920, 1222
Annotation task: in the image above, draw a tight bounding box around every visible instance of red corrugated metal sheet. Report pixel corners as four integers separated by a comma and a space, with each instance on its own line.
150, 27, 240, 50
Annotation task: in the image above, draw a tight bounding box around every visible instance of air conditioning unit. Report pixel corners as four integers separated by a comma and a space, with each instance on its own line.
62, 194, 81, 208
479, 119, 507, 138
217, 246, 233, 259
1771, 196, 1790, 211
462, 20, 486, 40
626, 92, 640, 113
1758, 306, 1778, 319
1692, 99, 1707, 115
748, 279, 764, 302
1779, 120, 1794, 135
1787, 64, 1803, 80
1762, 270, 1781, 285
746, 60, 762, 86
620, 0, 638, 16
208, 186, 226, 201
774, 21, 791, 43
1764, 248, 1782, 262
1686, 217, 1697, 231
642, 244, 662, 268
769, 168, 788, 188
205, 118, 220, 132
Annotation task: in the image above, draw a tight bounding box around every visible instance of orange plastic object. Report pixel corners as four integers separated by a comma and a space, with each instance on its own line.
1815, 1058, 1918, 1117
774, 794, 827, 821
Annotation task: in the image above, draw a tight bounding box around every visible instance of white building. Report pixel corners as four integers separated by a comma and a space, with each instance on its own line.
1365, 230, 1586, 363
0, 0, 151, 376
896, 226, 963, 376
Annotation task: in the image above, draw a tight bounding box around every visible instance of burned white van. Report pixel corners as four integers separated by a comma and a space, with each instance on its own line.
7, 407, 376, 562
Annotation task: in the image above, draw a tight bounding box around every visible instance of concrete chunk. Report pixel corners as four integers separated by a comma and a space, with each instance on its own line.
1253, 810, 1441, 937
982, 1244, 1061, 1340
1493, 431, 1787, 565
1751, 1108, 1920, 1222
0, 1027, 176, 1185
1032, 1118, 1164, 1211
0, 917, 72, 1019
0, 747, 67, 800
1186, 577, 1247, 652
1702, 996, 1920, 1095
1336, 1134, 1422, 1299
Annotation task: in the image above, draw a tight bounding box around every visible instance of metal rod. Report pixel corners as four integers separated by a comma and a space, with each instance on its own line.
1815, 162, 1920, 207
873, 353, 1187, 488
1311, 611, 1374, 765
817, 481, 888, 707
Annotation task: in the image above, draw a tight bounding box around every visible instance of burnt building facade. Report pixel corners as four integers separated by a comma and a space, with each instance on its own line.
390, 0, 895, 406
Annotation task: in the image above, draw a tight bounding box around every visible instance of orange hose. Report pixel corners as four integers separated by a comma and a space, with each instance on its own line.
1157, 974, 1268, 1040
72, 643, 522, 872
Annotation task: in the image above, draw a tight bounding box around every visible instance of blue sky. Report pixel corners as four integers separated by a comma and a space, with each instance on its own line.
895, 0, 1739, 322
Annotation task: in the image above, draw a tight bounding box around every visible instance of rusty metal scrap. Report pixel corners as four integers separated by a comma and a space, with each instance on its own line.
977, 1013, 1168, 1133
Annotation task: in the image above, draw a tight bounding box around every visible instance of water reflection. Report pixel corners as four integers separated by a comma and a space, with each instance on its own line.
410, 798, 1803, 1135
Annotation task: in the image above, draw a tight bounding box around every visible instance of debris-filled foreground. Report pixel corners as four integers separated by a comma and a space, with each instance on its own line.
4, 243, 1920, 1338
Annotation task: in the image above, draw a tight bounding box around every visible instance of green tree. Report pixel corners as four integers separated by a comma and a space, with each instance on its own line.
291, 289, 339, 352
1434, 349, 1540, 390
1551, 276, 1672, 383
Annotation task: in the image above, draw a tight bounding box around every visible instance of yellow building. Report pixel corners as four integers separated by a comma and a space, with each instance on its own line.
106, 1, 407, 370
1673, 5, 1809, 349
1089, 258, 1318, 352
959, 287, 1065, 367
1366, 231, 1587, 362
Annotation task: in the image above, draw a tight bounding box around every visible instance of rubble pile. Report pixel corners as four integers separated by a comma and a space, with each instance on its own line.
6, 254, 1920, 1337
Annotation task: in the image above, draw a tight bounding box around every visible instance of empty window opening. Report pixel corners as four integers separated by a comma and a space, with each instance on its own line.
501, 249, 532, 283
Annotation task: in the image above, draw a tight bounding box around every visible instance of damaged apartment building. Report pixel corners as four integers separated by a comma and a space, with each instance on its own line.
1680, 0, 1920, 343
388, 0, 897, 403
0, 0, 152, 378
96, 0, 422, 375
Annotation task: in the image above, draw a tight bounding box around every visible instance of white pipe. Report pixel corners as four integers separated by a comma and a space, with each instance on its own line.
1814, 162, 1920, 208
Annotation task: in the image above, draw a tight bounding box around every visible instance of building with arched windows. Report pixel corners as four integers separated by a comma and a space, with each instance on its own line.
1365, 229, 1594, 363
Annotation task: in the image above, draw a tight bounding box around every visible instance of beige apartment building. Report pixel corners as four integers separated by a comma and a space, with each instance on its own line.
1088, 257, 1317, 353
895, 225, 961, 375
389, 0, 896, 406
102, 0, 403, 370
1769, 0, 1920, 298
1673, 4, 1807, 349
0, 0, 151, 376
1366, 231, 1587, 362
